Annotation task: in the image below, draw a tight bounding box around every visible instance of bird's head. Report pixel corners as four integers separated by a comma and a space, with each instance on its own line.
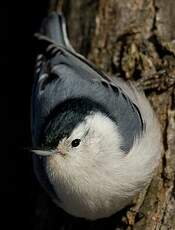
33, 110, 123, 171
32, 107, 127, 219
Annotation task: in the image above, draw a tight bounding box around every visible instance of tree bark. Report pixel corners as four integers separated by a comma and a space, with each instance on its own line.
32, 0, 175, 229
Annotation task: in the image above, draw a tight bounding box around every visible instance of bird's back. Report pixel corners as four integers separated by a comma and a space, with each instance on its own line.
32, 12, 144, 154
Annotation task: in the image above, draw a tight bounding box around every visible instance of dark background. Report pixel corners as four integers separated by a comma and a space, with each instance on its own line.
6, 1, 49, 229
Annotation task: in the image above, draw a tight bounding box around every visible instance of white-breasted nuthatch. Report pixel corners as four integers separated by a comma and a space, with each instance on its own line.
31, 12, 162, 220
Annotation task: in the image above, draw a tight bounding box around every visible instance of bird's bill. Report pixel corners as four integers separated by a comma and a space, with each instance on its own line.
31, 149, 55, 156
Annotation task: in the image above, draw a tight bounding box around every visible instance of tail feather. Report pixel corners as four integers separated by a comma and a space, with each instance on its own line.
39, 12, 74, 51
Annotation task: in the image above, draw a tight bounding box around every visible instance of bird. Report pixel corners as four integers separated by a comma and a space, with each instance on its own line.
31, 12, 162, 220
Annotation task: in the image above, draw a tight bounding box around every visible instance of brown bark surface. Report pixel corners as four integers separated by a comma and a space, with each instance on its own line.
32, 1, 175, 229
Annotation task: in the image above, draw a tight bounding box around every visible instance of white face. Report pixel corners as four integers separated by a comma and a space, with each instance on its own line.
43, 112, 125, 219
50, 112, 123, 165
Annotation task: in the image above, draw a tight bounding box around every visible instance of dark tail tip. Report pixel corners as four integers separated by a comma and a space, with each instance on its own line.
38, 12, 73, 51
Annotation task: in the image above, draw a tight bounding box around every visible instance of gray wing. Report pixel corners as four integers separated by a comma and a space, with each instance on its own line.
32, 13, 144, 153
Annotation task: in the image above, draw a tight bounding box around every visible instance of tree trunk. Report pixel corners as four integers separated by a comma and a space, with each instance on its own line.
32, 0, 175, 229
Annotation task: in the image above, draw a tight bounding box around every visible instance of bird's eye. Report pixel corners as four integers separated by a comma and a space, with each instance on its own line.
71, 139, 81, 148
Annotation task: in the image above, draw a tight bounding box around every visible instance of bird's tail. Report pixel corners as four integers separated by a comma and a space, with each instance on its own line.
39, 12, 74, 51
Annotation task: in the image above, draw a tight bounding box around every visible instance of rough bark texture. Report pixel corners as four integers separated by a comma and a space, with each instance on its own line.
32, 0, 175, 229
